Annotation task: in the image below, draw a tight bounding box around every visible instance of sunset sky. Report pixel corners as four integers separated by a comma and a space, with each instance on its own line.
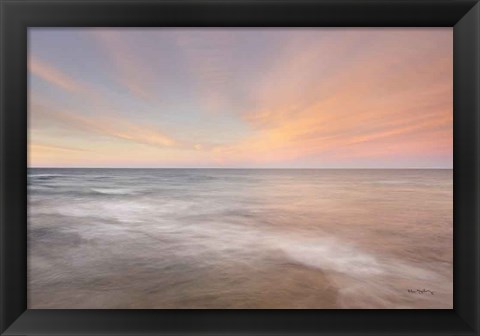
29, 28, 452, 168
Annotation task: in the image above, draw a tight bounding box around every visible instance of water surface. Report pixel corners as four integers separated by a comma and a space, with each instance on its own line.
28, 168, 453, 308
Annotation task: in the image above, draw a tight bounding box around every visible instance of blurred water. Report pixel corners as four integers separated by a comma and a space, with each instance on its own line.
28, 168, 452, 308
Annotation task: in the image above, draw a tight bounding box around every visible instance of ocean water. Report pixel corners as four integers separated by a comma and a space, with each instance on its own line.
28, 168, 453, 308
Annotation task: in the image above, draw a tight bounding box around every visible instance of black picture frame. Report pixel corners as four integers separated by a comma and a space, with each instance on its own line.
1, 0, 479, 335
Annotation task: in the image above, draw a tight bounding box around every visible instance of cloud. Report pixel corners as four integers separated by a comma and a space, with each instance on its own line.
30, 104, 177, 148
209, 29, 453, 167
174, 30, 236, 113
30, 143, 89, 153
29, 29, 453, 168
29, 57, 85, 93
91, 30, 157, 102
28, 51, 181, 150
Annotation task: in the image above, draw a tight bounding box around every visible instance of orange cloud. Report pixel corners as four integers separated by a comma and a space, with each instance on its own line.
31, 104, 176, 148
208, 29, 453, 167
29, 29, 453, 168
29, 58, 85, 93
30, 143, 88, 153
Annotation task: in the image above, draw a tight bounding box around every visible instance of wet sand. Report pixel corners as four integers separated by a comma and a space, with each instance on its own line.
30, 242, 339, 308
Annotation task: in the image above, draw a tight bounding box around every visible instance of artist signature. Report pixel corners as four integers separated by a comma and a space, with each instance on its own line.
407, 289, 434, 295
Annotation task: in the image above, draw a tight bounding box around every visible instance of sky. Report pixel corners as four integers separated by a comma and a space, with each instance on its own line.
28, 28, 453, 168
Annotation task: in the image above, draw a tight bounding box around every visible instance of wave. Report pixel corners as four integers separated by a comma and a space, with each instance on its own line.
277, 237, 384, 276
373, 180, 408, 185
276, 236, 438, 282
31, 199, 154, 223
91, 188, 137, 195
28, 185, 52, 192
29, 174, 66, 179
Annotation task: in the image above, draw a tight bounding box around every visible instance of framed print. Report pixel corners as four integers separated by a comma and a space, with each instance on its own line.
27, 27, 455, 310
1, 0, 479, 335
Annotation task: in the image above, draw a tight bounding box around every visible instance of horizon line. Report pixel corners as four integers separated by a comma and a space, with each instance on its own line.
28, 167, 454, 170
